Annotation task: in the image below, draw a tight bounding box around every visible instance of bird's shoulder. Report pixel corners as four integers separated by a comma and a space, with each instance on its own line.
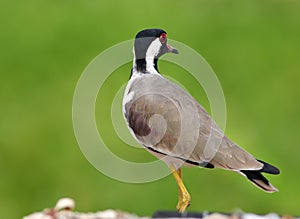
123, 74, 212, 151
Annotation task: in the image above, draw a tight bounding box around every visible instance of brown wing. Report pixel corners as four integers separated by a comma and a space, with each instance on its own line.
124, 74, 263, 171
125, 91, 181, 153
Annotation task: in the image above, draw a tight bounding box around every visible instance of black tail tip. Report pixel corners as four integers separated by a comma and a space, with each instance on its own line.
241, 169, 279, 192
240, 159, 280, 193
257, 159, 280, 175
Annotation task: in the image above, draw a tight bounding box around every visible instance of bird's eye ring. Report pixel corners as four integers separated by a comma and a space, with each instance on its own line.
159, 33, 167, 44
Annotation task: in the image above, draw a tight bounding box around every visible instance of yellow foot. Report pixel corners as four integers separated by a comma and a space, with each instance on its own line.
170, 165, 191, 213
176, 192, 191, 213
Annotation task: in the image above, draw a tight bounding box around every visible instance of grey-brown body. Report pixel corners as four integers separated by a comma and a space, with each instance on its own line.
124, 73, 263, 171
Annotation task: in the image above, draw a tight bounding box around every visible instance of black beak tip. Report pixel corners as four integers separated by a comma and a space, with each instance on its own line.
172, 48, 179, 54
166, 44, 179, 54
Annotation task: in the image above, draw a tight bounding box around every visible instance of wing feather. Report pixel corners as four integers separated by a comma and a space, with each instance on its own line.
123, 74, 263, 171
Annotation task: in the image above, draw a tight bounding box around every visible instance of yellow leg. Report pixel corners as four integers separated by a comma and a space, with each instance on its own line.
177, 168, 182, 198
170, 165, 191, 213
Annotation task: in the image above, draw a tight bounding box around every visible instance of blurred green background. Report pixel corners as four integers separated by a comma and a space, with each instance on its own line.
1, 0, 300, 218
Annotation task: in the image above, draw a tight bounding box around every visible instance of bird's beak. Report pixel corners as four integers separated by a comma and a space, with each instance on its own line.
167, 44, 179, 54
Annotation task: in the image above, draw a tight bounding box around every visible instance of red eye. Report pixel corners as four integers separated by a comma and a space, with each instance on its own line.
159, 33, 167, 43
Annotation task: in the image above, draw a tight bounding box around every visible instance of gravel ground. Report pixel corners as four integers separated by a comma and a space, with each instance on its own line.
23, 198, 297, 219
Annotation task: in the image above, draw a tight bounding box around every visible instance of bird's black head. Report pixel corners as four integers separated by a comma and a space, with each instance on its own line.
133, 28, 178, 73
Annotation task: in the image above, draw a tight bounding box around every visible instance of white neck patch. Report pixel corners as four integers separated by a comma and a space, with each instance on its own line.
145, 38, 162, 73
146, 38, 162, 58
132, 38, 162, 75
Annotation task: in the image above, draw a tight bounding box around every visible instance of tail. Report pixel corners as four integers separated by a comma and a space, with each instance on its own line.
240, 160, 280, 193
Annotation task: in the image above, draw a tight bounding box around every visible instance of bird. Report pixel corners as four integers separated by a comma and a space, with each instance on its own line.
122, 28, 280, 213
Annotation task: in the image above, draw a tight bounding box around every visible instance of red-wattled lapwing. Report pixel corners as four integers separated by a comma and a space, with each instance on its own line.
122, 28, 280, 212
